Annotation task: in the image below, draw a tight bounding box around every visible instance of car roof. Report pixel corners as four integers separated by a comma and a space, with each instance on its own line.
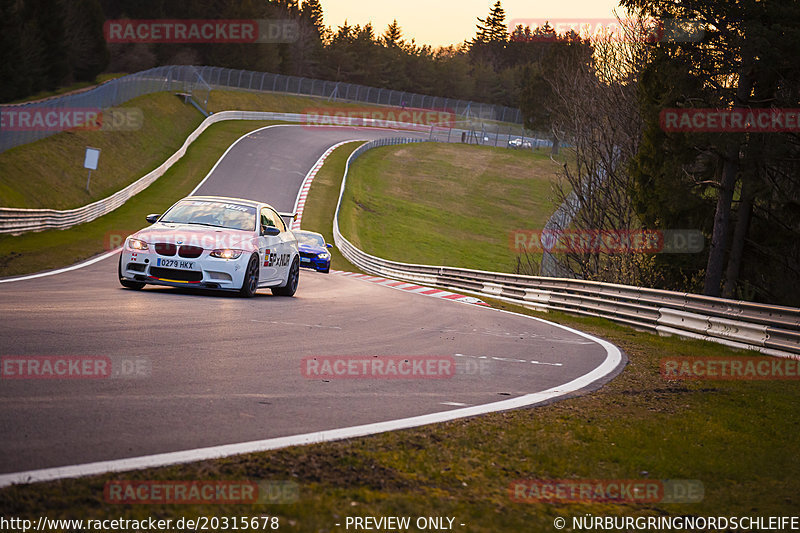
184, 195, 269, 209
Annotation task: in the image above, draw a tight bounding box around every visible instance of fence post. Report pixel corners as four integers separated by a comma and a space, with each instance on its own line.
0, 66, 526, 154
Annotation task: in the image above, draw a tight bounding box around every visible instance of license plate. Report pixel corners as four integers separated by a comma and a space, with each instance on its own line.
156, 258, 195, 269
300, 258, 311, 263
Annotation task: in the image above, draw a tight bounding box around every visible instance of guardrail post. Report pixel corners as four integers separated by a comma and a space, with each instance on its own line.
330, 135, 800, 360
0, 65, 529, 154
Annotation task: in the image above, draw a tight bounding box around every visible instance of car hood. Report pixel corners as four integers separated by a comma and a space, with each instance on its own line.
134, 223, 255, 250
298, 243, 327, 255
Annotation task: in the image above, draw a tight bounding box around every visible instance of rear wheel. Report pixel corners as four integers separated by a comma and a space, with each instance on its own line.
239, 254, 259, 297
272, 256, 299, 296
118, 255, 145, 290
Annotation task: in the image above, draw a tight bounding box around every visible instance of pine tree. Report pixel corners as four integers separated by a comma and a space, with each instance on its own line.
471, 1, 508, 69
624, 0, 800, 303
61, 0, 109, 82
23, 0, 70, 90
474, 1, 508, 44
383, 20, 403, 48
301, 0, 325, 40
0, 0, 35, 101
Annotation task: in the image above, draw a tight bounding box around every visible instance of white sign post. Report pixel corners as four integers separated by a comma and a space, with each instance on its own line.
84, 147, 100, 192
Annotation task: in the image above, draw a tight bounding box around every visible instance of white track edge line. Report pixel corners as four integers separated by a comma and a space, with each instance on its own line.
0, 127, 359, 285
0, 249, 121, 284
0, 129, 624, 488
0, 124, 290, 285
0, 311, 620, 488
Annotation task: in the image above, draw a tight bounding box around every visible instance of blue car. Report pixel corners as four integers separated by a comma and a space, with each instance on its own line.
295, 230, 332, 273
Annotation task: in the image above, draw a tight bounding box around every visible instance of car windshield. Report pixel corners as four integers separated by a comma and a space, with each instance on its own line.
160, 200, 257, 231
296, 232, 326, 247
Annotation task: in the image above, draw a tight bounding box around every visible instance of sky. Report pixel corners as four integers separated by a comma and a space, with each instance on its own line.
320, 0, 626, 48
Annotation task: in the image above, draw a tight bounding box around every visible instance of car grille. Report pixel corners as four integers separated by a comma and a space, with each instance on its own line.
126, 263, 146, 272
299, 251, 316, 259
148, 267, 203, 282
178, 245, 203, 258
155, 243, 177, 256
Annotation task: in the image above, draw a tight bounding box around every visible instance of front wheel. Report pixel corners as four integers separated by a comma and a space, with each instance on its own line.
272, 257, 299, 296
118, 255, 145, 290
239, 254, 259, 297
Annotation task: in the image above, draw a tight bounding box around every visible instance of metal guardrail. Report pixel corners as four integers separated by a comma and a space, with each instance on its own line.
0, 111, 548, 235
0, 113, 446, 234
0, 110, 238, 234
0, 65, 524, 153
1, 66, 199, 152
332, 139, 800, 359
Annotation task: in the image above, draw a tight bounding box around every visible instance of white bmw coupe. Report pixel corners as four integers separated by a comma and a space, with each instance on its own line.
118, 196, 299, 297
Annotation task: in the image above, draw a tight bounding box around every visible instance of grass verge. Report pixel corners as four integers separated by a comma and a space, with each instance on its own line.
206, 90, 387, 115
0, 87, 438, 276
0, 88, 404, 210
0, 92, 205, 209
0, 121, 279, 277
2, 85, 538, 211
338, 142, 563, 273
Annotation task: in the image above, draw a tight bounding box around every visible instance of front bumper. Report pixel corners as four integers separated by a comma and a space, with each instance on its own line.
120, 248, 250, 290
299, 254, 330, 272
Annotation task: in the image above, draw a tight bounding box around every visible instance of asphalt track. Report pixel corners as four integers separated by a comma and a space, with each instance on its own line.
0, 125, 624, 479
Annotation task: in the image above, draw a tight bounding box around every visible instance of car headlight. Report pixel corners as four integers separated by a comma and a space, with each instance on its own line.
210, 249, 243, 259
128, 238, 148, 250
317, 253, 330, 259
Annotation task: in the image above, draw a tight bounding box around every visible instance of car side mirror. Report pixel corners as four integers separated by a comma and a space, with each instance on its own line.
326, 243, 332, 248
146, 214, 160, 224
261, 226, 281, 237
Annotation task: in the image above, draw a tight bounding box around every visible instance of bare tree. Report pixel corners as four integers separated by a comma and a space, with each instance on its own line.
546, 15, 659, 286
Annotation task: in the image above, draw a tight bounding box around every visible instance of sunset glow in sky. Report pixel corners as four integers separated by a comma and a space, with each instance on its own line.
319, 0, 625, 47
